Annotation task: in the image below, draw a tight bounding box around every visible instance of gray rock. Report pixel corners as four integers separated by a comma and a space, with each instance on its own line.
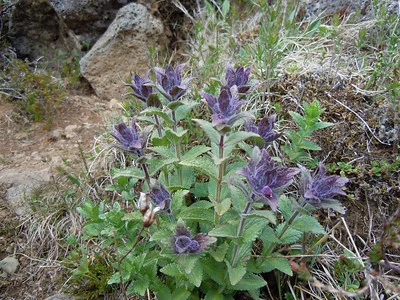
80, 3, 168, 100
8, 0, 80, 62
50, 0, 135, 48
0, 256, 19, 275
45, 293, 76, 300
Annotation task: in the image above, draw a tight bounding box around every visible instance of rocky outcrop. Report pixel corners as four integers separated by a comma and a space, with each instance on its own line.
49, 0, 135, 48
8, 0, 80, 61
80, 3, 168, 100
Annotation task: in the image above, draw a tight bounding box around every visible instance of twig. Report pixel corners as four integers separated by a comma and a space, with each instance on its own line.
324, 91, 391, 145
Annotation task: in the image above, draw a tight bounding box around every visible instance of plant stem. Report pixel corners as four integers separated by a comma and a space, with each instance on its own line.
264, 200, 306, 256
153, 115, 162, 137
214, 134, 225, 225
141, 163, 151, 188
231, 201, 253, 267
171, 110, 183, 186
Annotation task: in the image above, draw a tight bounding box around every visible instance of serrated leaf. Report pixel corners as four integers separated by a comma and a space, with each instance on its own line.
209, 223, 238, 238
202, 259, 227, 286
171, 287, 191, 300
149, 157, 179, 175
257, 256, 293, 276
249, 210, 277, 225
193, 119, 220, 144
180, 156, 218, 180
229, 273, 266, 291
149, 228, 173, 241
209, 242, 229, 262
126, 278, 149, 296
112, 166, 145, 180
182, 145, 211, 160
243, 218, 266, 243
177, 255, 200, 274
260, 226, 281, 244
291, 215, 325, 234
152, 135, 171, 146
160, 263, 184, 277
215, 198, 231, 216
225, 131, 260, 148
186, 260, 203, 287
141, 107, 174, 125
312, 121, 334, 130
227, 262, 246, 286
276, 223, 302, 244
149, 146, 175, 158
205, 290, 227, 300
289, 111, 305, 126
165, 129, 188, 144
175, 102, 198, 122
278, 195, 294, 221
179, 207, 214, 223
299, 140, 321, 151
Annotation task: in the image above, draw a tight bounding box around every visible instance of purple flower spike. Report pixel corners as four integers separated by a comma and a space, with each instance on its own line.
300, 164, 349, 214
171, 224, 216, 254
225, 64, 252, 93
238, 147, 300, 211
130, 71, 154, 102
201, 85, 246, 130
154, 64, 189, 102
110, 117, 151, 156
246, 114, 282, 145
149, 183, 171, 212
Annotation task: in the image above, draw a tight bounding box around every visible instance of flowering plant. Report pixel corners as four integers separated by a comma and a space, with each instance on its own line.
76, 63, 348, 299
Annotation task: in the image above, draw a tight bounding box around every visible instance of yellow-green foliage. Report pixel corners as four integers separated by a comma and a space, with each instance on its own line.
0, 58, 65, 127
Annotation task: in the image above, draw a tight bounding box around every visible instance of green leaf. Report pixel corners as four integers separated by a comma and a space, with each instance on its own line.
180, 156, 218, 180
288, 111, 305, 126
182, 145, 211, 160
221, 0, 230, 18
278, 195, 294, 221
126, 278, 149, 296
209, 242, 229, 262
276, 223, 302, 244
305, 19, 321, 37
312, 121, 334, 130
227, 262, 246, 286
165, 129, 188, 144
186, 260, 203, 287
202, 259, 227, 286
229, 273, 266, 291
209, 223, 238, 238
225, 131, 260, 149
249, 210, 277, 225
215, 198, 231, 216
152, 135, 171, 146
243, 218, 266, 243
171, 287, 191, 300
141, 107, 174, 125
177, 255, 200, 274
291, 215, 325, 234
256, 256, 293, 276
205, 290, 227, 300
179, 207, 214, 223
299, 140, 321, 151
149, 157, 179, 175
193, 119, 220, 144
112, 166, 145, 180
160, 263, 184, 277
260, 226, 281, 244
175, 102, 198, 122
149, 146, 175, 158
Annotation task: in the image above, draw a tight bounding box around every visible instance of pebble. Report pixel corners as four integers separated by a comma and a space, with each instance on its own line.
0, 256, 19, 275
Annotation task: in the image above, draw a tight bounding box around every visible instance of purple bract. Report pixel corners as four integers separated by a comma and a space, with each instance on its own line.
171, 224, 216, 254
246, 114, 282, 145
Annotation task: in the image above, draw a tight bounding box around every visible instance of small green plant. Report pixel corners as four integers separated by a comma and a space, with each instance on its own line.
282, 99, 333, 165
0, 57, 65, 127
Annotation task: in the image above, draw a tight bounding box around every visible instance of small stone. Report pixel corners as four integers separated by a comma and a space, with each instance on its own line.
65, 125, 79, 139
0, 256, 19, 275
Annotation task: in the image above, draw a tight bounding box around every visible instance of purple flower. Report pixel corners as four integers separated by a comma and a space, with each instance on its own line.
225, 64, 252, 93
201, 85, 246, 130
300, 164, 349, 213
154, 64, 189, 103
246, 114, 282, 145
171, 224, 216, 254
238, 147, 300, 211
149, 183, 171, 212
130, 71, 154, 102
110, 117, 151, 156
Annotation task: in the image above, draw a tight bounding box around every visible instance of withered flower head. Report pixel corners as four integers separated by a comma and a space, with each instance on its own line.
300, 164, 349, 214
110, 117, 151, 156
171, 224, 216, 254
246, 114, 282, 145
238, 147, 300, 211
225, 64, 252, 93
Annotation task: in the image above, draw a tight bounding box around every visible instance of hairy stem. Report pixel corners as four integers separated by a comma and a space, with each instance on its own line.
214, 134, 225, 225
141, 163, 151, 188
153, 115, 162, 137
171, 110, 183, 186
231, 201, 253, 267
